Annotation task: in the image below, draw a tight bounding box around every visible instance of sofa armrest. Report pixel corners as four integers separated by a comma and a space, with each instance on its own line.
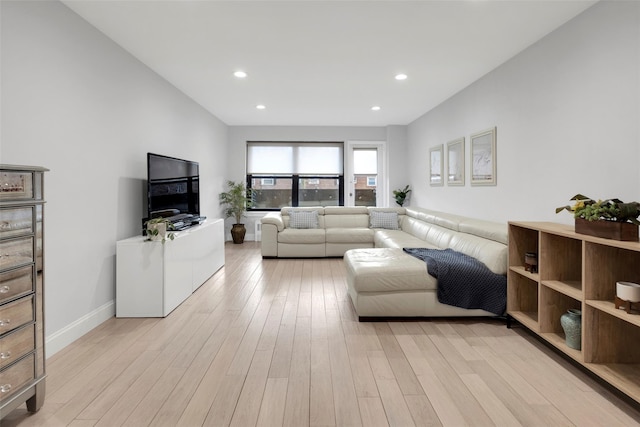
261, 223, 279, 257
261, 212, 285, 232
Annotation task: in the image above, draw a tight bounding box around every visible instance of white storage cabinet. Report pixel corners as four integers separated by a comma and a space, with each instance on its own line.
116, 218, 224, 317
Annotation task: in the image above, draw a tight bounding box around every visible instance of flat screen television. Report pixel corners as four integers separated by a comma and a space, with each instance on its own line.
147, 153, 199, 220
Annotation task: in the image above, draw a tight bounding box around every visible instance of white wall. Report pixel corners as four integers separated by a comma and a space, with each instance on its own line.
386, 125, 410, 206
406, 1, 639, 225
1, 1, 228, 354
226, 125, 388, 238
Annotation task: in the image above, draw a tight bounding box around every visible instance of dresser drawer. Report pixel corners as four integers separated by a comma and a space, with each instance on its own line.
0, 207, 33, 240
0, 265, 33, 305
0, 170, 34, 201
0, 325, 34, 370
0, 296, 33, 336
0, 353, 35, 403
0, 237, 34, 271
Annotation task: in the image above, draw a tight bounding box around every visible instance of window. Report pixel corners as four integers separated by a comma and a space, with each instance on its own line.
351, 148, 379, 207
247, 142, 344, 210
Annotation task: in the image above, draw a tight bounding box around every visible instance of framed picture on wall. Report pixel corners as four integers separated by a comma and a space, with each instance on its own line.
429, 144, 443, 186
470, 127, 497, 186
446, 137, 465, 186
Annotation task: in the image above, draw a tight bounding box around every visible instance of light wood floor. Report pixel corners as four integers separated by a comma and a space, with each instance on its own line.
4, 242, 640, 426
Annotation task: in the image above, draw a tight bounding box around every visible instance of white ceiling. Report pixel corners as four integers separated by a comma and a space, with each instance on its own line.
61, 0, 596, 127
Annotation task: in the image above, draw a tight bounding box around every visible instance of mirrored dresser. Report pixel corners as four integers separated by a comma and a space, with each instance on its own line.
0, 165, 47, 419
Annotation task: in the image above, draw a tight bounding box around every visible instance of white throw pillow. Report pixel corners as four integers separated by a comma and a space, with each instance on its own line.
288, 210, 319, 229
369, 211, 399, 230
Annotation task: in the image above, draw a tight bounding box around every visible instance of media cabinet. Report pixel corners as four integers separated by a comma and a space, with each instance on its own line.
508, 221, 640, 405
116, 218, 224, 317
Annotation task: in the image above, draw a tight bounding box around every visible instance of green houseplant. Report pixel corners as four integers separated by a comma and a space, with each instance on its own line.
219, 180, 254, 244
145, 217, 175, 243
556, 194, 640, 241
393, 185, 411, 207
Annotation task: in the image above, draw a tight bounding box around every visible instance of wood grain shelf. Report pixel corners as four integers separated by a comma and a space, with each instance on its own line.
542, 280, 582, 301
508, 221, 640, 405
509, 310, 539, 332
509, 265, 538, 281
586, 363, 640, 401
586, 300, 640, 328
540, 332, 583, 362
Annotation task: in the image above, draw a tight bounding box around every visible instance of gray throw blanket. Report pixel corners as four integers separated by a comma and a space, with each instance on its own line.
403, 248, 506, 315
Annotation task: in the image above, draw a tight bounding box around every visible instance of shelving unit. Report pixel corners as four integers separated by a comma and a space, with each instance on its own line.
508, 221, 640, 404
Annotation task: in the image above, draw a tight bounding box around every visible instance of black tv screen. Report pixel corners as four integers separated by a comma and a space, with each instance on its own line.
147, 153, 199, 219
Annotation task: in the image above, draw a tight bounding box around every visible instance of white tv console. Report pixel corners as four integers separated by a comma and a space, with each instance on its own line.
116, 218, 224, 317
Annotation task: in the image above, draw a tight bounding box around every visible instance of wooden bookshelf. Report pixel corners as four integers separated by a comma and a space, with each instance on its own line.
508, 221, 640, 405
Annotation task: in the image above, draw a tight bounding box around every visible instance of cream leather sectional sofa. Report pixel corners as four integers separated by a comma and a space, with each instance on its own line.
260, 206, 508, 318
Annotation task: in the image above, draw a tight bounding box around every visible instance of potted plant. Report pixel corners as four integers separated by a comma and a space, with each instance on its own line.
393, 185, 411, 207
145, 217, 175, 243
556, 194, 640, 241
219, 180, 254, 244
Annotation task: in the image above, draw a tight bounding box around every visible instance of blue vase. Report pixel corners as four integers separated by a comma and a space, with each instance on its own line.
560, 309, 582, 350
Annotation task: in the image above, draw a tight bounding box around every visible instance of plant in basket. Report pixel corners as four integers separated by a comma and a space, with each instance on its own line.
556, 194, 640, 241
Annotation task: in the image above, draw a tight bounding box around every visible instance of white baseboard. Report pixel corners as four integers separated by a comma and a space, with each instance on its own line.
45, 300, 115, 358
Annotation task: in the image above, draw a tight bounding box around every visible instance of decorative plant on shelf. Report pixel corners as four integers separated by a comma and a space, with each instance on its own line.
556, 194, 640, 241
219, 180, 254, 244
556, 194, 640, 224
145, 217, 175, 243
393, 185, 411, 207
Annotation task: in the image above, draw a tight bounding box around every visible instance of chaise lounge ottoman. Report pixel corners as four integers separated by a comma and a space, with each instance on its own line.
344, 248, 494, 319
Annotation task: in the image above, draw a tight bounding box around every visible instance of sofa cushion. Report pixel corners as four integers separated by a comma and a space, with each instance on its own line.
448, 233, 508, 275
405, 208, 462, 231
459, 219, 508, 245
324, 214, 369, 228
344, 248, 438, 292
288, 210, 320, 229
369, 211, 399, 230
325, 206, 368, 215
326, 227, 374, 243
278, 228, 326, 244
374, 229, 436, 249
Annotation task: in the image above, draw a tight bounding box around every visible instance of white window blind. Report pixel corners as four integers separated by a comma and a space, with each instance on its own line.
247, 142, 343, 175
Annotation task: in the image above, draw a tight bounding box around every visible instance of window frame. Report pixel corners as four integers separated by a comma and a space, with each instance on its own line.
247, 174, 344, 211
246, 141, 345, 211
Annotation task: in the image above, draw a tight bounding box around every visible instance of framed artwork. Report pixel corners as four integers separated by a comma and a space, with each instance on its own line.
446, 137, 465, 186
429, 144, 443, 186
470, 127, 497, 186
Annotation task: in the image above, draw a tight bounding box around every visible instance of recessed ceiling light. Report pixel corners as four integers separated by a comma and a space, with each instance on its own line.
234, 71, 247, 78
395, 73, 408, 81
371, 106, 381, 111
256, 104, 266, 110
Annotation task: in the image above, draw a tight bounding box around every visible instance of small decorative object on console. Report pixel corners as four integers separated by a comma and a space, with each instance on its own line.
556, 194, 640, 241
560, 309, 582, 350
524, 252, 537, 273
615, 281, 640, 314
145, 217, 175, 243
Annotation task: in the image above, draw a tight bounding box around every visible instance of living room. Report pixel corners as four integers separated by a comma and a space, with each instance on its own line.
2, 0, 639, 424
